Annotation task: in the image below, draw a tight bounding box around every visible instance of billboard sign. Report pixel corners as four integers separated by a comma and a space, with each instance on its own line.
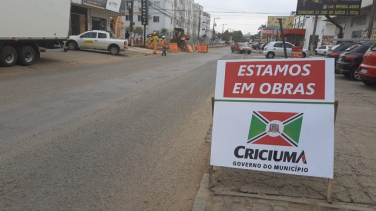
141, 0, 148, 25
211, 59, 335, 179
262, 29, 274, 36
267, 16, 294, 29
83, 0, 107, 9
296, 0, 362, 16
106, 0, 122, 12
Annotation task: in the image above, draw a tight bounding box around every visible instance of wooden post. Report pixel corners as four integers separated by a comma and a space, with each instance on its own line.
209, 165, 214, 187
209, 97, 215, 187
327, 100, 338, 203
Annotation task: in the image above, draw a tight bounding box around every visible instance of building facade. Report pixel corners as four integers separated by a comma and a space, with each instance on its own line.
70, 0, 123, 36
294, 0, 376, 49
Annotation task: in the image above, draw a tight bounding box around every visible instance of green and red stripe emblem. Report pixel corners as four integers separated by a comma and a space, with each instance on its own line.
248, 111, 303, 147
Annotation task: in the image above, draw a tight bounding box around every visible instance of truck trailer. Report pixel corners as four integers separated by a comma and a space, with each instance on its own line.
0, 0, 71, 67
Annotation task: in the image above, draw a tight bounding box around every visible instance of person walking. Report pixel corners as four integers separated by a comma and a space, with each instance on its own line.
152, 32, 158, 54
161, 36, 167, 56
148, 35, 152, 49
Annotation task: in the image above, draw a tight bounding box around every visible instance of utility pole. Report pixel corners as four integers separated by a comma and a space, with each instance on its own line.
128, 0, 134, 46
212, 17, 220, 41
367, 0, 376, 38
130, 0, 134, 32
278, 18, 287, 58
197, 6, 202, 38
310, 15, 318, 55
222, 24, 227, 34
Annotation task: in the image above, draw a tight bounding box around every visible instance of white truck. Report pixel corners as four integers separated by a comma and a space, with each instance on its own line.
66, 30, 128, 55
0, 0, 71, 67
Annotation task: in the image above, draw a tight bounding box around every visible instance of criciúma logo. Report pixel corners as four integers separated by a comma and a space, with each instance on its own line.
248, 111, 304, 147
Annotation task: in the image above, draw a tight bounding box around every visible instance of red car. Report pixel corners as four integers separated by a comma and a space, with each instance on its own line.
358, 43, 376, 86
231, 42, 252, 54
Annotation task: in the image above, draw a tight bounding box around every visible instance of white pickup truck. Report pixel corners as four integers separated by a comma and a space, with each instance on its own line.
66, 30, 128, 55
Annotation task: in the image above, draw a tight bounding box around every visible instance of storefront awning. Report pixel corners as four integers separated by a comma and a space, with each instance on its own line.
284, 29, 306, 35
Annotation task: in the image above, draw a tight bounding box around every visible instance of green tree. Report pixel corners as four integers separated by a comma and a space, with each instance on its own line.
232, 30, 244, 42
133, 27, 143, 34
161, 28, 168, 36
221, 30, 231, 41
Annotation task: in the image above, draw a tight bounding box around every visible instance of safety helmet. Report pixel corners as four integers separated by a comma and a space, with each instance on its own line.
162, 36, 165, 38
153, 32, 156, 35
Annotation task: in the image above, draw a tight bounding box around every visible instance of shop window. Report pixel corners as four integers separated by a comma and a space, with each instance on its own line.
153, 16, 159, 22
351, 15, 367, 27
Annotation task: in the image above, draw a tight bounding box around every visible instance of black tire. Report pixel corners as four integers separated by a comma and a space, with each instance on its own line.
323, 52, 327, 56
342, 72, 351, 78
362, 80, 376, 86
109, 45, 120, 55
315, 50, 318, 55
67, 41, 78, 50
302, 52, 306, 58
17, 46, 36, 66
248, 51, 251, 54
0, 46, 17, 67
350, 68, 361, 81
266, 52, 275, 59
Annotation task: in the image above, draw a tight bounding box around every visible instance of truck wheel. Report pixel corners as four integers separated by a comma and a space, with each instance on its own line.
248, 51, 251, 54
0, 46, 17, 67
17, 46, 36, 66
302, 52, 306, 58
109, 45, 120, 55
67, 41, 77, 50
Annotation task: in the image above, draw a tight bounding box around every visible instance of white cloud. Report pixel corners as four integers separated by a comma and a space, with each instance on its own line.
194, 0, 298, 34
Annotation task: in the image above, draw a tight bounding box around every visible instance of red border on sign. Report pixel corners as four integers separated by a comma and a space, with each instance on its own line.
224, 60, 325, 100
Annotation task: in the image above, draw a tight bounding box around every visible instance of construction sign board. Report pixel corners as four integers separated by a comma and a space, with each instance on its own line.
169, 43, 179, 52
198, 44, 208, 53
291, 47, 303, 58
211, 59, 335, 179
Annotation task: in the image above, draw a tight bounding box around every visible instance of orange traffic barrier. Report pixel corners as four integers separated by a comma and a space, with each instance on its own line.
169, 43, 179, 52
191, 44, 196, 51
291, 47, 303, 58
198, 44, 208, 53
187, 45, 194, 53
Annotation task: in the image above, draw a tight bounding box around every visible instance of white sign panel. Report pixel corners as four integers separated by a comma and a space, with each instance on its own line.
211, 58, 335, 179
106, 0, 122, 12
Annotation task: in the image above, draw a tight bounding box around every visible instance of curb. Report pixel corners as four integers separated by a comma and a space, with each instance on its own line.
192, 173, 210, 211
214, 191, 375, 211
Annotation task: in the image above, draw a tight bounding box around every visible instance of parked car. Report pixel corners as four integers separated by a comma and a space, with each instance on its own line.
231, 42, 252, 54
263, 41, 310, 58
359, 43, 376, 86
326, 42, 356, 70
315, 45, 333, 55
66, 30, 128, 55
336, 42, 373, 81
335, 43, 362, 73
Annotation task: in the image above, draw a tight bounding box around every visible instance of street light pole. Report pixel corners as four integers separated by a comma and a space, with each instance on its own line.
212, 17, 220, 38
222, 24, 227, 34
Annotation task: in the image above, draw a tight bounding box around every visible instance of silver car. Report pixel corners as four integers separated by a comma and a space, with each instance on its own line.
263, 41, 310, 58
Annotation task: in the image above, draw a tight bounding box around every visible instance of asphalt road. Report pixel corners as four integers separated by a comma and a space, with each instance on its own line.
0, 47, 240, 211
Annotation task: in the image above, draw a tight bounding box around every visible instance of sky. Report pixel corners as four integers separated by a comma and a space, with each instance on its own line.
194, 0, 299, 35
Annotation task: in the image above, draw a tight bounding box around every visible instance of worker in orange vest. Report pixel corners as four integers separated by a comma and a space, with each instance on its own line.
152, 32, 158, 54
161, 36, 167, 56
148, 35, 152, 49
